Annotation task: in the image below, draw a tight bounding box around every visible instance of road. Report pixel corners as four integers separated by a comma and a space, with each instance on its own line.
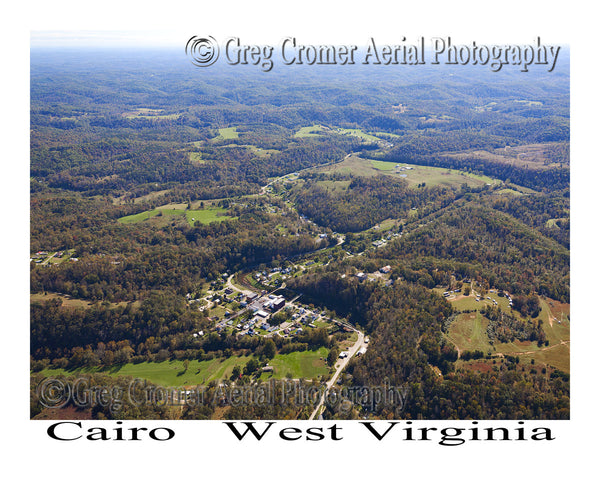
308, 327, 366, 420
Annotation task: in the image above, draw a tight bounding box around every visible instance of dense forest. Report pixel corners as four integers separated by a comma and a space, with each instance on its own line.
30, 49, 569, 420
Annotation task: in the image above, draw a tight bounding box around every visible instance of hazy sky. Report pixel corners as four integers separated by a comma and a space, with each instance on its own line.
27, 0, 573, 49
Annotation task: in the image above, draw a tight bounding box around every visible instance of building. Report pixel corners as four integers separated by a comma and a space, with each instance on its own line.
271, 297, 285, 311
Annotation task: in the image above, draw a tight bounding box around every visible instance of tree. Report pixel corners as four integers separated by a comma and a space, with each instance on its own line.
327, 346, 339, 366
243, 358, 260, 376
263, 339, 276, 359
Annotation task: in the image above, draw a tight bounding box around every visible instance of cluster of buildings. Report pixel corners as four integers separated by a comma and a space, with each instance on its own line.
237, 293, 287, 336
254, 266, 293, 286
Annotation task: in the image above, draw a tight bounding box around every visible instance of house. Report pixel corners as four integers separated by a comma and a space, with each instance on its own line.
379, 265, 392, 274
357, 347, 367, 356
356, 272, 366, 281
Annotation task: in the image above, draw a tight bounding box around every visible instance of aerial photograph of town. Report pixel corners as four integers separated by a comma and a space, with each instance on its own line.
13, 1, 599, 477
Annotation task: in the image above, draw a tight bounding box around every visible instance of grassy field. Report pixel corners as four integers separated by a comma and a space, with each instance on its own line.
446, 312, 492, 353
39, 347, 331, 387
441, 287, 525, 319
336, 128, 380, 142
39, 357, 249, 387
370, 160, 499, 188
31, 292, 94, 309
185, 208, 232, 226
295, 125, 327, 137
313, 155, 381, 177
494, 188, 524, 196
189, 152, 204, 164
443, 292, 570, 372
118, 209, 161, 224
262, 347, 330, 380
31, 292, 140, 310
447, 143, 568, 171
370, 218, 401, 232
219, 144, 280, 158
217, 127, 239, 139
113, 189, 171, 206
118, 205, 234, 226
315, 179, 352, 192
122, 108, 181, 120
310, 155, 498, 190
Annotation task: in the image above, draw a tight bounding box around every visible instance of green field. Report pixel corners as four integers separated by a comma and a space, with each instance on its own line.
263, 346, 330, 379
189, 151, 204, 164
39, 347, 331, 386
315, 179, 352, 192
118, 205, 234, 226
310, 155, 498, 190
370, 160, 499, 188
185, 208, 232, 226
118, 209, 162, 224
295, 125, 327, 137
122, 108, 181, 120
217, 127, 239, 139
336, 128, 380, 142
39, 357, 249, 387
369, 160, 397, 171
446, 312, 492, 354
443, 294, 570, 372
219, 144, 280, 157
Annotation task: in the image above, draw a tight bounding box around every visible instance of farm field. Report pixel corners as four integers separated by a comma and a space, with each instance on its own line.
447, 142, 570, 171
335, 127, 381, 142
189, 151, 204, 164
295, 125, 327, 137
446, 312, 491, 354
369, 159, 499, 188
38, 357, 247, 387
309, 155, 498, 189
261, 346, 330, 380
219, 144, 280, 158
122, 108, 181, 120
118, 205, 234, 226
216, 127, 239, 140
38, 347, 331, 387
444, 294, 570, 372
30, 292, 139, 310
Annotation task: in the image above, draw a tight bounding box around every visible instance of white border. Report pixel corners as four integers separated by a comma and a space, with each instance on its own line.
4, 1, 597, 477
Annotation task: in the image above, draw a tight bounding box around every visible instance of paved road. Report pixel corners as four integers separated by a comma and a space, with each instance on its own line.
308, 327, 366, 420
